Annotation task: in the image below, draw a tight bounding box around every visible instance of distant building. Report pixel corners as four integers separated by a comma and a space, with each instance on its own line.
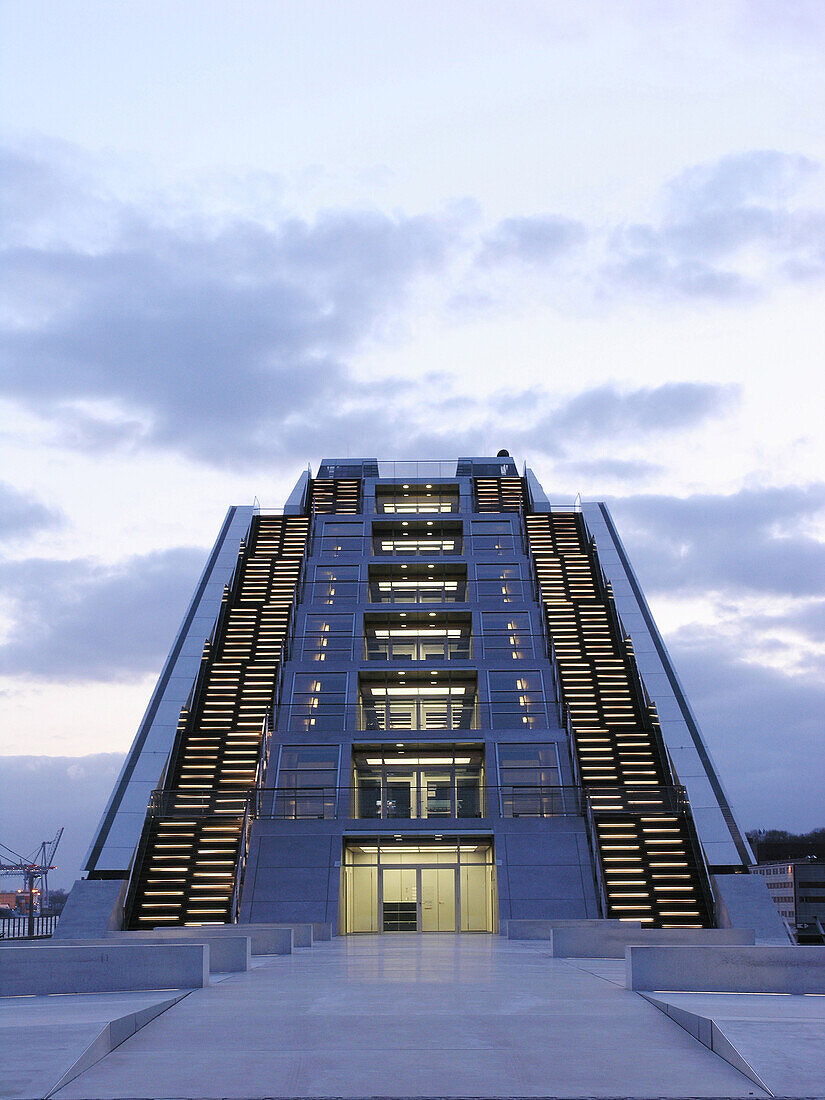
751, 859, 825, 937
76, 455, 776, 934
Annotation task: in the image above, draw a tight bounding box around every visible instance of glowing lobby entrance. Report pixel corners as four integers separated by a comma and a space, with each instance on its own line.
342, 840, 497, 934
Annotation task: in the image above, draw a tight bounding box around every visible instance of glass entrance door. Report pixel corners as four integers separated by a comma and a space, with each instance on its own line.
421, 867, 456, 931
380, 866, 457, 932
343, 840, 497, 934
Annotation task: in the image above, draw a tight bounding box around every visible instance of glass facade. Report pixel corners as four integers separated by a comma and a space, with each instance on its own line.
241, 460, 605, 932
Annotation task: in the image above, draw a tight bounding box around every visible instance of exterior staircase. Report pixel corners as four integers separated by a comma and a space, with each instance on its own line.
525, 510, 714, 928
124, 515, 308, 928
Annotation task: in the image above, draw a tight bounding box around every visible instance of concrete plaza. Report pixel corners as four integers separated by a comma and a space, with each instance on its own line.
5, 933, 824, 1099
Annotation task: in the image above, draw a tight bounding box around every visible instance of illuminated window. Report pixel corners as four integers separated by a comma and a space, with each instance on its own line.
368, 565, 467, 604
481, 612, 533, 660
290, 673, 347, 731
375, 486, 460, 514
488, 670, 547, 728
364, 613, 472, 661
301, 614, 354, 661
313, 565, 359, 605
476, 563, 523, 605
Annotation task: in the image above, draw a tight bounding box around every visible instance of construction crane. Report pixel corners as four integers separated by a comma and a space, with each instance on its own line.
0, 829, 64, 936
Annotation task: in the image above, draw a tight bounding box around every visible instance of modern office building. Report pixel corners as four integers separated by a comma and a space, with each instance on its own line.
78, 455, 765, 935
752, 859, 825, 939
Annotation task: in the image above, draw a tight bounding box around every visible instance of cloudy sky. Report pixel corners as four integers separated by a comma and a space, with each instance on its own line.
2, 1, 824, 885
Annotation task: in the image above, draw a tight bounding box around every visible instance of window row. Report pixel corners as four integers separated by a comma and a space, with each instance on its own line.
311, 518, 519, 558
292, 611, 543, 662
275, 670, 552, 731
302, 564, 529, 606
269, 742, 575, 820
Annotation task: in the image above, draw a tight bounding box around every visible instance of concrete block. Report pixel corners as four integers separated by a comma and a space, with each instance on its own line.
508, 919, 642, 940
270, 922, 313, 947
31, 934, 248, 974
52, 879, 127, 939
550, 926, 755, 958
0, 943, 209, 995
104, 933, 250, 972
627, 945, 825, 993
121, 924, 293, 956
312, 922, 333, 941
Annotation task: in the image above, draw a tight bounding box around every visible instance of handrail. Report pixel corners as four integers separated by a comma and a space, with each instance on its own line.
298, 579, 540, 606
585, 785, 689, 813
584, 793, 610, 918
307, 533, 529, 558
229, 794, 253, 924
146, 784, 585, 821
287, 631, 563, 663
270, 700, 562, 733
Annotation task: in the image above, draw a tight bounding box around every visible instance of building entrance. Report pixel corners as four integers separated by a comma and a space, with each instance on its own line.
342, 840, 496, 933
381, 865, 456, 931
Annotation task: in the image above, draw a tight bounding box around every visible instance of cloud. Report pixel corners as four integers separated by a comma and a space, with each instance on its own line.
516, 382, 737, 452
666, 623, 825, 831
610, 484, 825, 598
0, 753, 125, 888
2, 142, 824, 475
476, 215, 587, 267
0, 547, 208, 680
0, 146, 465, 469
605, 150, 825, 300
0, 481, 62, 541
559, 458, 663, 482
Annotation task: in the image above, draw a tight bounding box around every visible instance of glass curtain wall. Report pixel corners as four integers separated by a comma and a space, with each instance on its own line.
368, 565, 467, 604
352, 746, 484, 820
343, 840, 496, 933
363, 613, 472, 661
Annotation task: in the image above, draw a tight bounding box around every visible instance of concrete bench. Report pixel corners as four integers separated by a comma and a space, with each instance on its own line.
627, 945, 825, 993
507, 919, 642, 940
550, 926, 755, 958
268, 922, 313, 947
0, 943, 209, 996
312, 922, 334, 941
114, 924, 293, 956
98, 933, 250, 972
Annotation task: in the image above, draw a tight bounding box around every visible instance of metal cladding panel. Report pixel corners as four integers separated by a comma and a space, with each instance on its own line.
83, 505, 255, 875
580, 501, 752, 869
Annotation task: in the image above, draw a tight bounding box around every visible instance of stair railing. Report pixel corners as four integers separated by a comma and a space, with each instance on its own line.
584, 792, 610, 919
230, 793, 255, 924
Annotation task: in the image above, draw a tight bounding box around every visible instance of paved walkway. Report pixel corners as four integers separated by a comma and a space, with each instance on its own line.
47, 934, 775, 1099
